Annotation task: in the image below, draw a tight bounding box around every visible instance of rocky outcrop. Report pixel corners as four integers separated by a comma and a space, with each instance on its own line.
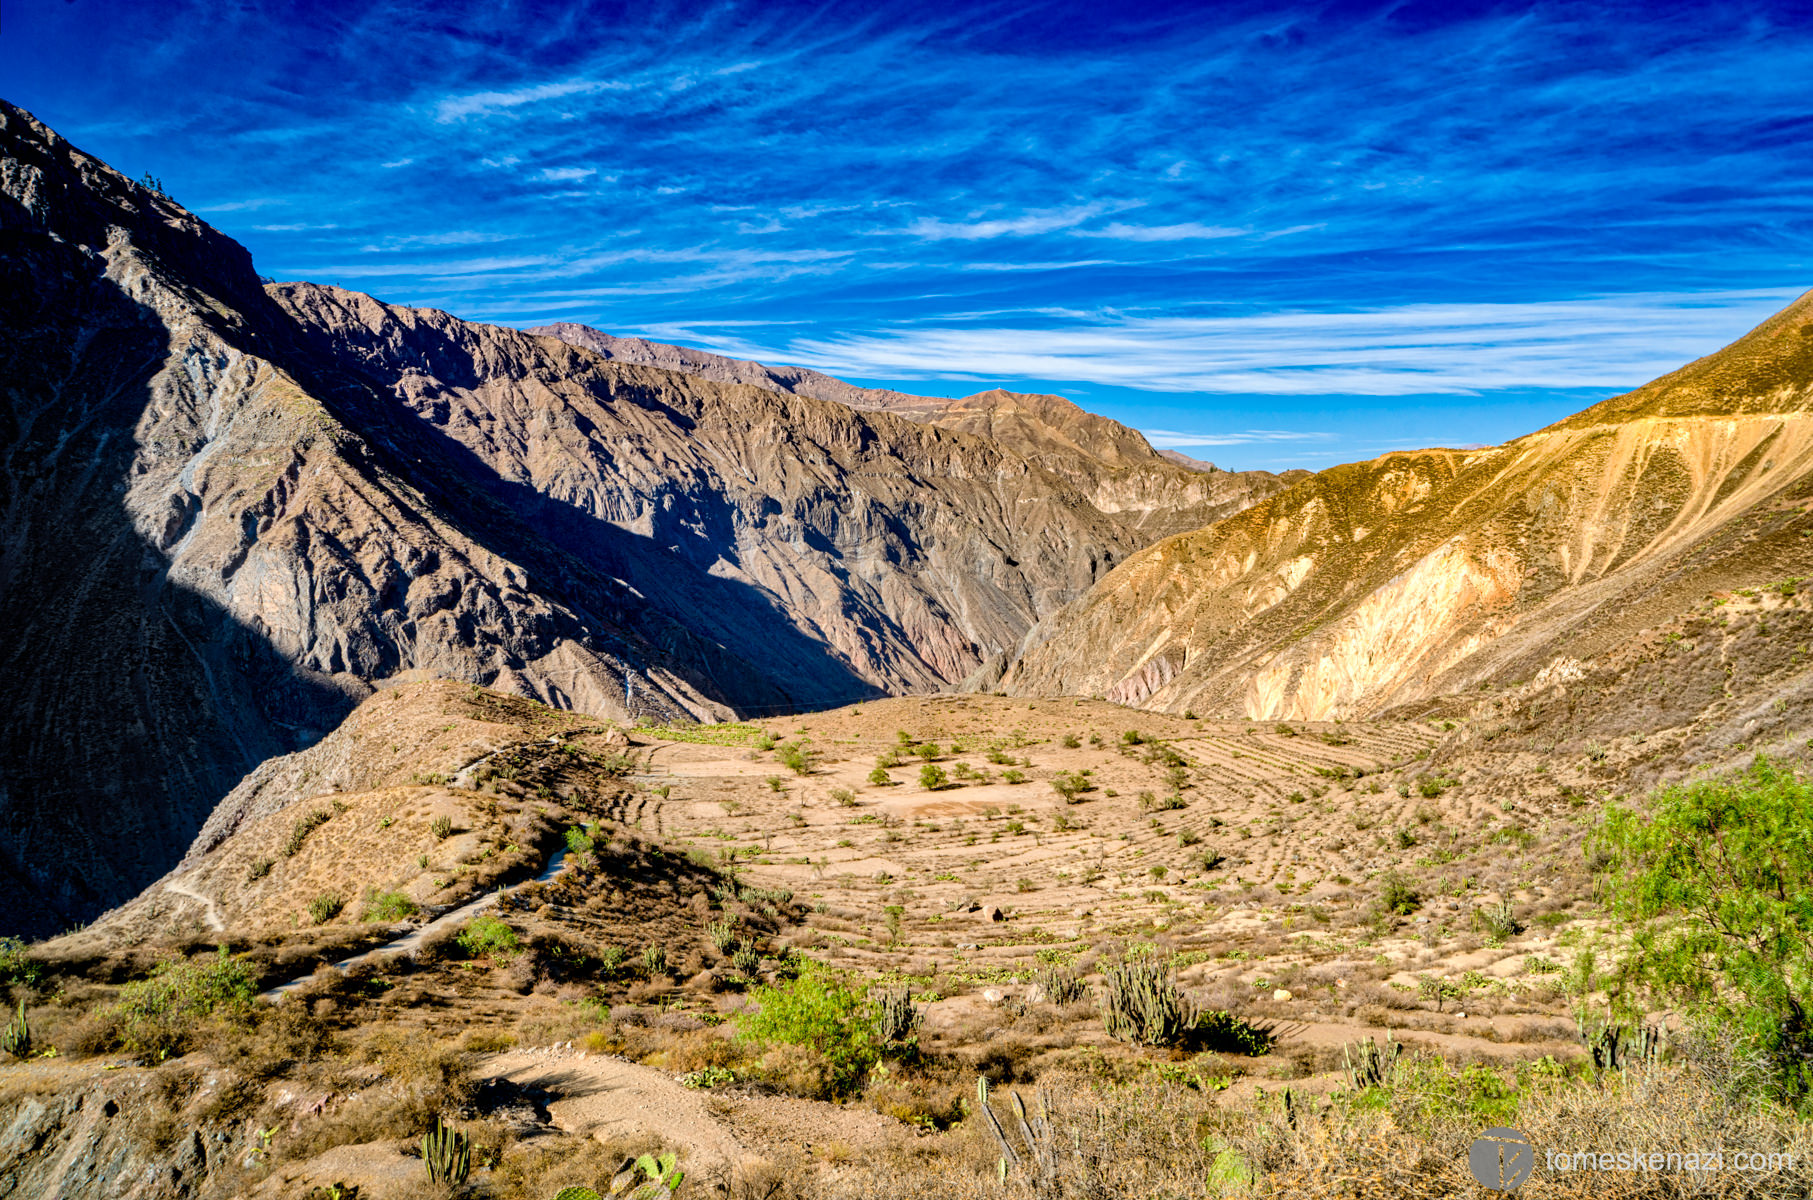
993, 288, 1813, 720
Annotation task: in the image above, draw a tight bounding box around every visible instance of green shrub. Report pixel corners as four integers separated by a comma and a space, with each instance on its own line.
364, 890, 418, 922
0, 937, 41, 987
738, 966, 877, 1098
115, 947, 256, 1055
245, 857, 273, 882
430, 815, 455, 840
868, 766, 892, 786
1194, 1009, 1279, 1056
1002, 768, 1026, 784
1061, 733, 1081, 748
919, 763, 949, 790
457, 915, 519, 959
1594, 756, 1813, 1097
308, 892, 345, 924
1379, 871, 1421, 915
1051, 771, 1091, 803
284, 809, 331, 857
776, 740, 819, 776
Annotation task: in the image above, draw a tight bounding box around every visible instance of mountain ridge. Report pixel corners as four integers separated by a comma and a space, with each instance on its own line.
990, 287, 1813, 720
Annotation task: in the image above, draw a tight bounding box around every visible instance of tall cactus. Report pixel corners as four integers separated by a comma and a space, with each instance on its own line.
0, 1001, 28, 1059
976, 1076, 1058, 1191
421, 1117, 470, 1186
1343, 1034, 1402, 1090
1098, 959, 1193, 1046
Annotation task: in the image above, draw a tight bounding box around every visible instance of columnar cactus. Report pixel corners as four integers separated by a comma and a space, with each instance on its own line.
421, 1117, 470, 1186
0, 1001, 28, 1059
1098, 958, 1193, 1046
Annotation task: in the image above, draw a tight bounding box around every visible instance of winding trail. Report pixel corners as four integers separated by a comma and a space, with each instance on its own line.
260, 847, 569, 1002
164, 876, 226, 933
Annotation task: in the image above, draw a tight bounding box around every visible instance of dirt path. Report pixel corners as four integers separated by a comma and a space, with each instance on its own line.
163, 875, 225, 933
260, 847, 568, 1001
475, 1046, 748, 1182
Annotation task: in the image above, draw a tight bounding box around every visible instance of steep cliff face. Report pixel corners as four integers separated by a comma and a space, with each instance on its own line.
0, 102, 752, 931
997, 288, 1813, 720
530, 321, 1305, 536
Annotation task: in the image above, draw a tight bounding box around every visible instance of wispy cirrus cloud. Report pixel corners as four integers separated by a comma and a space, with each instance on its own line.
434, 78, 631, 122
1142, 428, 1334, 447
721, 290, 1803, 396
22, 0, 1813, 467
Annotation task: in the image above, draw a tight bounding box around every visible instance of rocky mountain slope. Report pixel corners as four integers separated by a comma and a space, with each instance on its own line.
529, 322, 1295, 494
0, 100, 1291, 933
992, 288, 1813, 720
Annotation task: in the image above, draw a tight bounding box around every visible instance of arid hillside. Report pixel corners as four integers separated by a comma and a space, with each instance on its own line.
993, 288, 1813, 721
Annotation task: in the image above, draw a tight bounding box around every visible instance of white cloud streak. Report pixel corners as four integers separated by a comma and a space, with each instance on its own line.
731, 290, 1804, 396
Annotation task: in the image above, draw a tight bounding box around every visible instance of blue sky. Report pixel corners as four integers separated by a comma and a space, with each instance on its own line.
7, 1, 1811, 469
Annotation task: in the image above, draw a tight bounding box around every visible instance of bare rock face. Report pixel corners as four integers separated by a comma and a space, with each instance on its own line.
997, 287, 1813, 720
0, 102, 1292, 932
529, 321, 1305, 536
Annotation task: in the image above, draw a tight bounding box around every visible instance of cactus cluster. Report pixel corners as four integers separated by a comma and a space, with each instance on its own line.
421, 1117, 470, 1187
730, 940, 762, 978
704, 917, 739, 953
1578, 1015, 1663, 1070
547, 1149, 685, 1199
1033, 964, 1085, 1006
870, 986, 923, 1046
1, 1001, 29, 1059
1098, 959, 1193, 1046
1343, 1033, 1402, 1090
642, 943, 669, 977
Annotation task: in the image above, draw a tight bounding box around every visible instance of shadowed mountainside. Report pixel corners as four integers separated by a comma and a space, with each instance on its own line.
993, 288, 1813, 720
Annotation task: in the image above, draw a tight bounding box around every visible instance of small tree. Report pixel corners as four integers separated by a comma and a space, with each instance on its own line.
919, 763, 949, 790
776, 739, 819, 776
1593, 756, 1813, 1096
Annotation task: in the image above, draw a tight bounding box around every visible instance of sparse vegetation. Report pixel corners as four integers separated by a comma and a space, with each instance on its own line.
364, 890, 418, 921
113, 947, 257, 1055
457, 914, 519, 959
308, 892, 345, 924
285, 808, 331, 857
